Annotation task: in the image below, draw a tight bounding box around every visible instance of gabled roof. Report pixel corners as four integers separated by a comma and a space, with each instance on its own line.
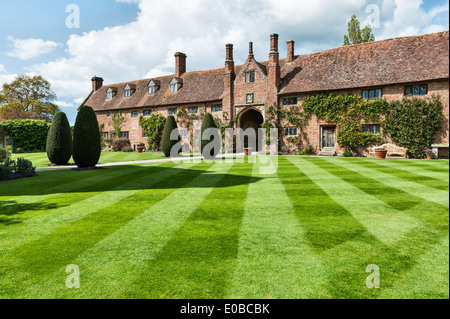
84, 31, 449, 111
279, 30, 449, 95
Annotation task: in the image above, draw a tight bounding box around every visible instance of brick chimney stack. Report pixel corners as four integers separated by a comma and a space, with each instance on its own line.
287, 40, 295, 62
223, 44, 235, 123
267, 34, 281, 107
91, 76, 104, 92
175, 52, 187, 77
248, 42, 254, 59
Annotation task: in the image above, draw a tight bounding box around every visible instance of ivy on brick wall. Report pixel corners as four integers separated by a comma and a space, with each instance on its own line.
302, 94, 389, 152
384, 96, 443, 158
139, 113, 166, 151
0, 119, 50, 152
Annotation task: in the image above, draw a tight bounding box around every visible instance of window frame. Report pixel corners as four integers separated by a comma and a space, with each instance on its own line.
168, 108, 177, 116
148, 85, 155, 95
180, 130, 190, 138
102, 132, 109, 139
405, 84, 428, 96
212, 104, 222, 112
120, 132, 129, 139
362, 124, 381, 135
284, 127, 298, 137
245, 71, 255, 83
143, 110, 152, 117
246, 93, 254, 104
107, 111, 111, 117
283, 97, 298, 106
362, 89, 382, 100
131, 111, 139, 118
188, 107, 199, 114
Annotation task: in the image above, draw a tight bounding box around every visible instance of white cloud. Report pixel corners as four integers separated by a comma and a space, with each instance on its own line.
379, 0, 449, 38
6, 37, 60, 60
0, 64, 6, 73
26, 0, 448, 104
55, 101, 74, 108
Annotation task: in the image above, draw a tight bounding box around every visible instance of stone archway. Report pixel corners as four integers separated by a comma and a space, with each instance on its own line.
238, 108, 264, 151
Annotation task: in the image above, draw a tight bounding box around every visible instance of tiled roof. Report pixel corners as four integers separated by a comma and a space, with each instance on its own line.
84, 31, 449, 111
279, 30, 449, 95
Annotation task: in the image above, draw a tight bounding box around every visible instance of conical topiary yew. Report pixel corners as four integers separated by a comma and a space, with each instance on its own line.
161, 115, 181, 157
46, 112, 73, 165
201, 113, 220, 159
73, 105, 101, 168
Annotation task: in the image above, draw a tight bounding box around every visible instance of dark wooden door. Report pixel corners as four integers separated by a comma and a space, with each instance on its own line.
322, 127, 336, 149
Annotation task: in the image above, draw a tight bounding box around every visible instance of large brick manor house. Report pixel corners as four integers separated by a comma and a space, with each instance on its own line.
81, 31, 449, 155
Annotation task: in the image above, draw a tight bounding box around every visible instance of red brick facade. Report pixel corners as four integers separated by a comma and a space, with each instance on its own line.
82, 31, 449, 155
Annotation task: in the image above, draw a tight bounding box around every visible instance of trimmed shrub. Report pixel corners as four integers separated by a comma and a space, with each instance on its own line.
73, 105, 101, 168
161, 115, 181, 157
343, 151, 354, 157
122, 146, 133, 152
46, 112, 73, 165
0, 145, 10, 163
201, 113, 220, 159
111, 138, 131, 152
14, 157, 36, 176
0, 119, 50, 152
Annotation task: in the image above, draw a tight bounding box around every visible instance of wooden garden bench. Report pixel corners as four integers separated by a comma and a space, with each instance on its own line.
368, 143, 408, 158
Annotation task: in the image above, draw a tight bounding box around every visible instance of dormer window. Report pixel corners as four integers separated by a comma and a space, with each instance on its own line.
245, 71, 255, 83
106, 87, 117, 100
124, 84, 136, 98
170, 78, 182, 93
148, 80, 160, 95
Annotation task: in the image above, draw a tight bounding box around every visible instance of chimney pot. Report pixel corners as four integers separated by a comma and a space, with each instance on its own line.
174, 52, 187, 77
287, 40, 295, 62
91, 76, 104, 92
270, 34, 279, 53
226, 44, 234, 61
248, 42, 254, 58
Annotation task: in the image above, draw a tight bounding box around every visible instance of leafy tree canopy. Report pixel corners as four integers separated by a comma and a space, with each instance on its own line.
0, 75, 60, 122
343, 14, 375, 46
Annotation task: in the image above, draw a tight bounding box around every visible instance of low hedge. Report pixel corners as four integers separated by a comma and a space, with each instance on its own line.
0, 119, 50, 152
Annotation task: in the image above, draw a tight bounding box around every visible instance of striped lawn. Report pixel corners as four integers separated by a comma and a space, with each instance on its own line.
0, 157, 448, 299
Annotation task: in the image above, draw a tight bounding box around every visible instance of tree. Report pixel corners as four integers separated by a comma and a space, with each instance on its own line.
46, 112, 73, 165
111, 112, 125, 138
161, 115, 181, 157
0, 75, 60, 122
139, 113, 166, 150
343, 14, 375, 46
201, 113, 220, 159
73, 106, 101, 168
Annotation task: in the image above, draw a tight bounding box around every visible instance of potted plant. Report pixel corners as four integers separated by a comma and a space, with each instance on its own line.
374, 147, 388, 159
425, 149, 437, 160
244, 148, 253, 156
134, 142, 145, 153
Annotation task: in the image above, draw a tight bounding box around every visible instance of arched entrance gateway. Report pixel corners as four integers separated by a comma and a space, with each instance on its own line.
238, 108, 264, 151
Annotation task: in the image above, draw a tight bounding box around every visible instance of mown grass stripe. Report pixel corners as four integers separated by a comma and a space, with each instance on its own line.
26, 162, 233, 299
328, 158, 449, 207
0, 164, 140, 203
376, 159, 450, 174
379, 234, 449, 299
356, 159, 448, 190
0, 163, 181, 252
0, 162, 209, 298
277, 157, 387, 298
124, 161, 254, 299
227, 162, 330, 299
287, 157, 420, 245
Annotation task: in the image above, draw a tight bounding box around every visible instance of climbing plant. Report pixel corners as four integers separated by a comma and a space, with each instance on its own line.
385, 96, 443, 158
139, 113, 166, 150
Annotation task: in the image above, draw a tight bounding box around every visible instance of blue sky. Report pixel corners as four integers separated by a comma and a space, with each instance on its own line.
0, 0, 448, 124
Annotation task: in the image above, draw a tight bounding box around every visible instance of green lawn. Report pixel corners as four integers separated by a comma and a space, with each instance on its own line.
11, 151, 168, 167
0, 156, 448, 299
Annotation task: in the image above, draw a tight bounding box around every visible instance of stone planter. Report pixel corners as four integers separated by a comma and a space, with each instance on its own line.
375, 150, 388, 159
137, 146, 145, 153
244, 148, 253, 156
